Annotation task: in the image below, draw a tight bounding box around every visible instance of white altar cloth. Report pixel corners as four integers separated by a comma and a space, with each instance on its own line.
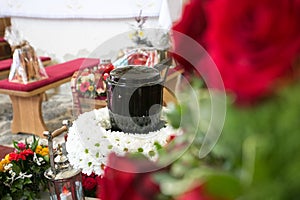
1, 0, 182, 62
0, 0, 162, 19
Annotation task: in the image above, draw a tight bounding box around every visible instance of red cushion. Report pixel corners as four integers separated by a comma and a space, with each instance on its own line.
0, 37, 5, 43
0, 59, 11, 71
0, 56, 51, 71
0, 145, 14, 159
0, 58, 99, 92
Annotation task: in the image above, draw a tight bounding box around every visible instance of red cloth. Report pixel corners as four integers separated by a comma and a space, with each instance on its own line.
0, 56, 51, 71
0, 58, 99, 92
0, 145, 14, 159
0, 37, 5, 43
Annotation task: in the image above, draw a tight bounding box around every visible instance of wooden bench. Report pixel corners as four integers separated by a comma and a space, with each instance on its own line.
0, 56, 52, 78
0, 58, 100, 137
0, 37, 11, 61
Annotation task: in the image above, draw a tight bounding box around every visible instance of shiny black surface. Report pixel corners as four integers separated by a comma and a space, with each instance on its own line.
106, 66, 164, 133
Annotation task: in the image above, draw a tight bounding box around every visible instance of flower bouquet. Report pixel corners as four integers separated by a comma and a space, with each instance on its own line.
0, 136, 50, 200
74, 62, 114, 99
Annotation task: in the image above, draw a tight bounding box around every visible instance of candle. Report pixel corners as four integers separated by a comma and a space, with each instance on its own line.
60, 187, 73, 200
60, 192, 72, 200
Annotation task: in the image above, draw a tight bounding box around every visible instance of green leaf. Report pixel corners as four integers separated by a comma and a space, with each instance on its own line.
154, 172, 197, 196
24, 177, 32, 185
11, 163, 21, 174
43, 155, 49, 163
166, 104, 182, 129
205, 174, 242, 199
13, 141, 19, 151
13, 179, 24, 190
1, 194, 12, 200
31, 136, 39, 151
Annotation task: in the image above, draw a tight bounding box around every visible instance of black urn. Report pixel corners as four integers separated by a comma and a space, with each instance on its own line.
106, 66, 164, 133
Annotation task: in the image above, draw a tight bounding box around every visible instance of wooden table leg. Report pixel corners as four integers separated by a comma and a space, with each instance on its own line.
163, 87, 178, 105
9, 93, 47, 138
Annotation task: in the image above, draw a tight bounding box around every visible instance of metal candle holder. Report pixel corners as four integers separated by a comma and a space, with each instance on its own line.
44, 120, 85, 200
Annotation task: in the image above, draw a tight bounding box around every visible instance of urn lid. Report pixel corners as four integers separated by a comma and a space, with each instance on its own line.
108, 66, 162, 86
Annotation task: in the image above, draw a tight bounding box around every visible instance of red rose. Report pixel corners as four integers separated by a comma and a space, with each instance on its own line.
9, 152, 25, 161
172, 0, 300, 104
83, 177, 97, 191
172, 0, 207, 72
206, 0, 300, 104
97, 153, 160, 200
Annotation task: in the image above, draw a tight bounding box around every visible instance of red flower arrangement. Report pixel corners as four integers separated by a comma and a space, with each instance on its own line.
97, 153, 160, 200
8, 149, 34, 161
81, 172, 102, 197
0, 136, 50, 199
75, 62, 114, 99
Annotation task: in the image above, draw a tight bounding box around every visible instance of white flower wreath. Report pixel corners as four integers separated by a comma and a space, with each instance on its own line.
66, 107, 181, 175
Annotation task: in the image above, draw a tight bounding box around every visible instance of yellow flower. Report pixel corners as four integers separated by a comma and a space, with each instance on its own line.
88, 85, 94, 92
40, 147, 49, 156
4, 154, 10, 161
35, 145, 42, 154
0, 159, 10, 172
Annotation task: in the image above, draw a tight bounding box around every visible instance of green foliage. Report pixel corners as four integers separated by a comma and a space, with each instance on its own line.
156, 79, 300, 200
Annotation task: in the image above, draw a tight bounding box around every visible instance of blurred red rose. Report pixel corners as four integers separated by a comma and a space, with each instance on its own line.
9, 152, 25, 161
20, 149, 34, 157
97, 153, 160, 200
17, 142, 26, 151
81, 172, 102, 197
83, 177, 97, 191
206, 0, 300, 104
172, 0, 300, 104
172, 0, 207, 73
176, 185, 220, 200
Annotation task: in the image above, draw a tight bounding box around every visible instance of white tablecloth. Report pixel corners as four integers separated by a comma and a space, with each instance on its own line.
0, 0, 181, 20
